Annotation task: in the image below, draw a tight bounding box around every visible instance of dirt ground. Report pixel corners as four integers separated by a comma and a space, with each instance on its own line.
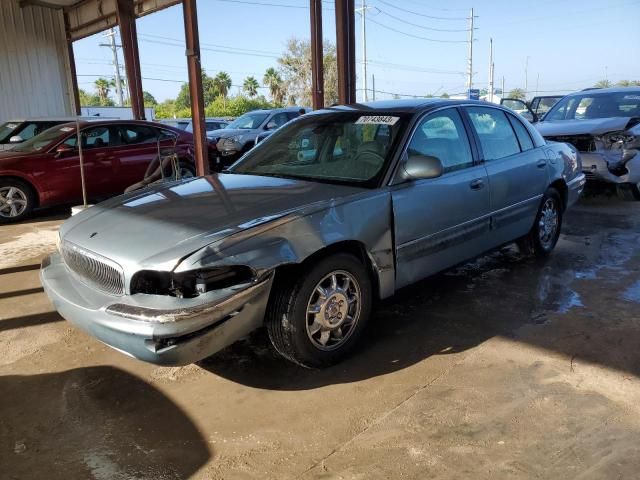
1, 192, 639, 480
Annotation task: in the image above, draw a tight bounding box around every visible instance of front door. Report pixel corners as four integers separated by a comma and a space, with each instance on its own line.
392, 107, 492, 289
464, 106, 549, 245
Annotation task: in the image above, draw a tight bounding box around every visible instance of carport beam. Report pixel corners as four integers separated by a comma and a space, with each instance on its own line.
116, 0, 145, 120
310, 0, 324, 109
64, 12, 81, 116
182, 0, 209, 176
335, 0, 356, 105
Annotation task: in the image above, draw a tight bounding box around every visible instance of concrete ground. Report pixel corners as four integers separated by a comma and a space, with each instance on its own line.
1, 192, 639, 480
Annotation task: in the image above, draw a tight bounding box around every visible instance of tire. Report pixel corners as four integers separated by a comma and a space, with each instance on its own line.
517, 188, 563, 256
0, 179, 35, 223
265, 253, 372, 368
616, 183, 640, 201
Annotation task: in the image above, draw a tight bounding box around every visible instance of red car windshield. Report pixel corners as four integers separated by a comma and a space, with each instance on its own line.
11, 125, 75, 153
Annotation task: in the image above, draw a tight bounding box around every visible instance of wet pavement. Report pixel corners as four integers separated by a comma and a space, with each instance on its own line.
1, 194, 639, 479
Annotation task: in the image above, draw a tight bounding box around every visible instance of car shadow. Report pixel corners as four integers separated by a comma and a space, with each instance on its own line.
0, 366, 210, 479
199, 201, 640, 390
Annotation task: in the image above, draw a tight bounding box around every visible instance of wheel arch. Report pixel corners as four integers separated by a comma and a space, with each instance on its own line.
549, 178, 568, 211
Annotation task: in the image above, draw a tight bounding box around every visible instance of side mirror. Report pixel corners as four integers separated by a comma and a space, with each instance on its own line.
401, 154, 444, 181
265, 121, 278, 130
55, 144, 74, 157
8, 135, 23, 143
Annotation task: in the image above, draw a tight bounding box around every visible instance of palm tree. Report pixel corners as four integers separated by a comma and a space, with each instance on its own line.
263, 67, 284, 104
94, 78, 112, 105
243, 76, 259, 98
213, 72, 232, 99
594, 79, 612, 89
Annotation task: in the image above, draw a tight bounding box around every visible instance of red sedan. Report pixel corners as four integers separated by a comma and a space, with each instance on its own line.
0, 120, 196, 222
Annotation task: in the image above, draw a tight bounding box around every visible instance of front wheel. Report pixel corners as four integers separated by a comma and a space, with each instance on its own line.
0, 179, 35, 223
265, 253, 372, 368
517, 188, 563, 256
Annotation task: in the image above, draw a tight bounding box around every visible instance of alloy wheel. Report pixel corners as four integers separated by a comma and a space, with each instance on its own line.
306, 270, 362, 351
0, 186, 28, 219
538, 198, 559, 249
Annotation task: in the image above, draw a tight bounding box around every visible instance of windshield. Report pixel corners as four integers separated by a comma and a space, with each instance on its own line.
546, 91, 640, 121
226, 113, 269, 130
0, 122, 21, 142
10, 125, 74, 153
229, 112, 408, 186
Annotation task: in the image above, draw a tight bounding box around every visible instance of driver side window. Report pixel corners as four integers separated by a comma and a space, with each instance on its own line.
408, 108, 473, 173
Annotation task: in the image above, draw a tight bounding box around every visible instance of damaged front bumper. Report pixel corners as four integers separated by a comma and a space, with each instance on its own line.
41, 252, 273, 366
581, 150, 640, 185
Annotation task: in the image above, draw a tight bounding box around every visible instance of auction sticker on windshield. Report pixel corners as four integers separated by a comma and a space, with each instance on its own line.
60, 127, 75, 132
355, 116, 400, 125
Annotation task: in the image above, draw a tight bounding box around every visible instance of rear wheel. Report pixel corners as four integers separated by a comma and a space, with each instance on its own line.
177, 161, 196, 179
0, 179, 35, 223
616, 183, 640, 201
265, 253, 372, 368
517, 188, 563, 256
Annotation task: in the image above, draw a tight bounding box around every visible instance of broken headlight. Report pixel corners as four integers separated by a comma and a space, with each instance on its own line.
130, 266, 254, 298
598, 131, 637, 147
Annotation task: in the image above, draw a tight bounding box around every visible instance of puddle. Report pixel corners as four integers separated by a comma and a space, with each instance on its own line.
623, 280, 640, 304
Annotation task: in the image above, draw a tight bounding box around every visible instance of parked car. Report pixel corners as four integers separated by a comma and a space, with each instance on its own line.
500, 95, 563, 123
213, 107, 303, 166
0, 118, 92, 151
0, 120, 195, 222
532, 87, 640, 200
41, 100, 585, 368
159, 118, 229, 133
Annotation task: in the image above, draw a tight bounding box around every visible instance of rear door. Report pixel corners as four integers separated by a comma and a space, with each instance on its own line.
464, 106, 548, 245
392, 107, 492, 288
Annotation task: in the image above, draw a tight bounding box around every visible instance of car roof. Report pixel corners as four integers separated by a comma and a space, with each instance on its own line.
315, 98, 491, 115
566, 86, 640, 96
50, 119, 182, 130
248, 107, 304, 114
2, 117, 107, 123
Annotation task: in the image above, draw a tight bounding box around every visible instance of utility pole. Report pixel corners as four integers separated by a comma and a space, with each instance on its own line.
372, 74, 375, 101
535, 73, 540, 97
466, 8, 474, 91
488, 37, 494, 103
101, 28, 124, 107
356, 0, 370, 101
524, 55, 529, 97
502, 76, 505, 99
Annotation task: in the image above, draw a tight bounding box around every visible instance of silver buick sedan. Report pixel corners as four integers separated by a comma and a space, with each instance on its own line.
41, 100, 585, 368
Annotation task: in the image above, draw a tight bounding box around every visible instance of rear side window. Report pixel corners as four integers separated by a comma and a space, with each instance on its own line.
466, 107, 520, 161
120, 125, 159, 144
507, 114, 534, 151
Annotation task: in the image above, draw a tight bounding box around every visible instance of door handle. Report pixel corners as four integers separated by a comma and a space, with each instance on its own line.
469, 178, 485, 190
536, 159, 547, 168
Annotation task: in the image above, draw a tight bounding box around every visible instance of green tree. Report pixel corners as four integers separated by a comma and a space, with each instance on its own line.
143, 91, 157, 107
616, 80, 640, 87
276, 38, 339, 107
175, 71, 217, 110
440, 92, 450, 99
243, 76, 260, 98
213, 71, 232, 99
78, 88, 101, 106
594, 79, 612, 88
263, 67, 284, 105
507, 88, 525, 100
94, 77, 113, 106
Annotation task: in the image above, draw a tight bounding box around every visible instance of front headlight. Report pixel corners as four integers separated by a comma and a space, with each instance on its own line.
597, 131, 637, 146
130, 266, 254, 298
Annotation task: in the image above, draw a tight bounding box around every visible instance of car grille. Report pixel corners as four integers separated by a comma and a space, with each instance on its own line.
546, 134, 596, 153
61, 241, 125, 296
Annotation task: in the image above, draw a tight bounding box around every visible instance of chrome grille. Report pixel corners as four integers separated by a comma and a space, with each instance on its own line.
61, 241, 125, 295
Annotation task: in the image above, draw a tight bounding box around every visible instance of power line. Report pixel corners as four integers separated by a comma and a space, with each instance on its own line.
364, 60, 464, 75
367, 17, 467, 43
375, 0, 468, 20
138, 32, 281, 56
212, 0, 305, 8
377, 10, 469, 32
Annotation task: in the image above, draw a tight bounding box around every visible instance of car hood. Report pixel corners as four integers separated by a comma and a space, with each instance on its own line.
60, 173, 365, 271
536, 117, 639, 137
215, 128, 256, 139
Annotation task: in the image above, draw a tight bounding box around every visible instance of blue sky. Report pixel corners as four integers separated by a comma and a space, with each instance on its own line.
73, 0, 640, 103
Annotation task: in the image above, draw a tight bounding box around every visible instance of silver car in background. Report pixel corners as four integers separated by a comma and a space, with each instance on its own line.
534, 87, 640, 200
41, 100, 585, 368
